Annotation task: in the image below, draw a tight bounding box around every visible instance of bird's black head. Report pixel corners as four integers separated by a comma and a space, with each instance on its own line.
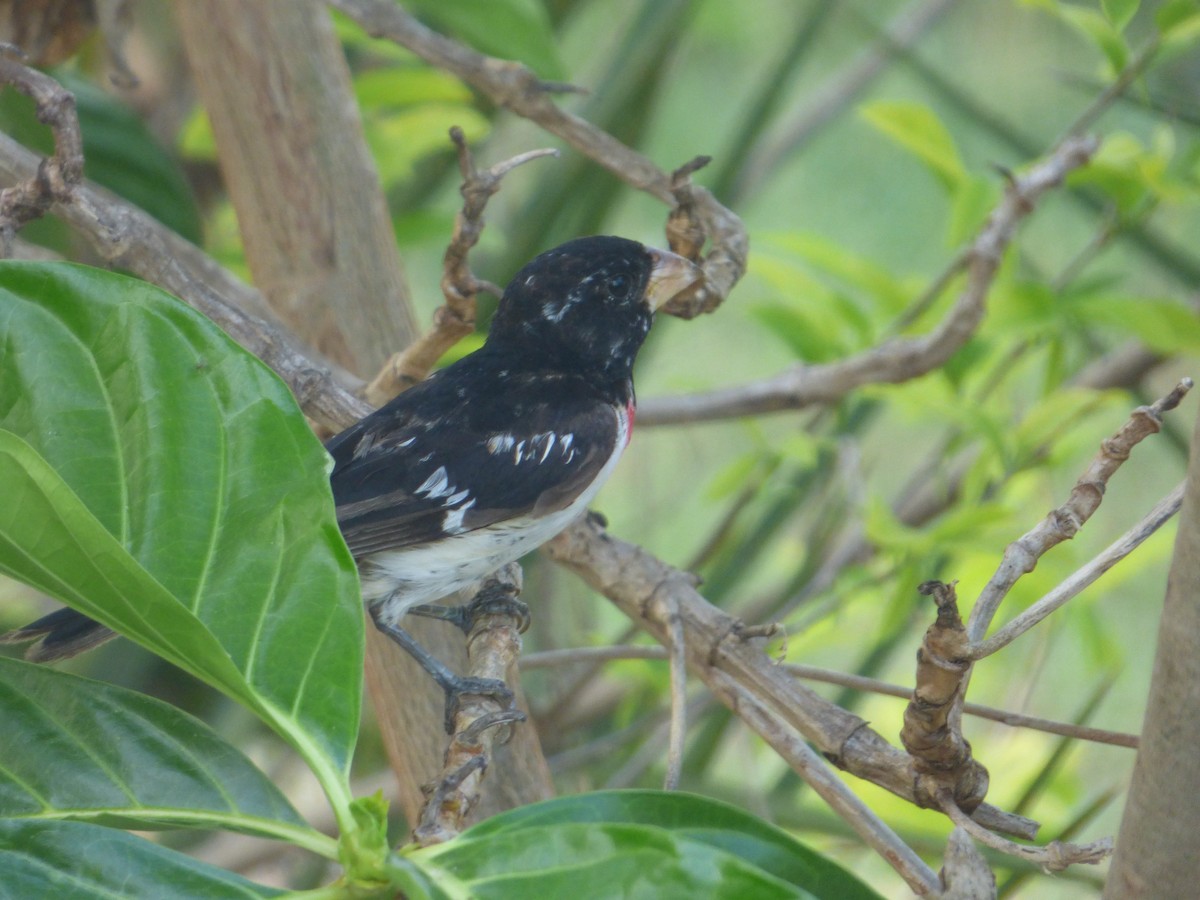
487, 236, 699, 389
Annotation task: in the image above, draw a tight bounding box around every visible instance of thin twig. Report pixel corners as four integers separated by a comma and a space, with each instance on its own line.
663, 596, 687, 790
966, 378, 1193, 643
970, 481, 1185, 660
522, 645, 1140, 748
938, 790, 1112, 873
363, 131, 558, 404
329, 0, 748, 320
638, 135, 1099, 425
706, 667, 943, 896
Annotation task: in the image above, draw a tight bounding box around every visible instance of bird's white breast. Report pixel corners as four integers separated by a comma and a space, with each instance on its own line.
363, 407, 631, 626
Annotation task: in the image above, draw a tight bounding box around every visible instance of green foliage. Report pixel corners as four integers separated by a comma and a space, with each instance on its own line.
0, 264, 363, 799
0, 820, 286, 899
410, 792, 882, 900
0, 657, 327, 849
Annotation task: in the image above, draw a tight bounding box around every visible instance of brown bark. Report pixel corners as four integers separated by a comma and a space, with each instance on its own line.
175, 0, 414, 371
1105, 407, 1200, 898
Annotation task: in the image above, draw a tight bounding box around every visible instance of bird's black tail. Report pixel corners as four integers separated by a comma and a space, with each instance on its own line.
0, 607, 116, 662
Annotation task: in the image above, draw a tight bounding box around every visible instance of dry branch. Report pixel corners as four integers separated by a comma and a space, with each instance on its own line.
364, 131, 558, 405
328, 0, 748, 319
940, 790, 1112, 873
544, 515, 1039, 842
966, 378, 1193, 644
970, 481, 1185, 660
0, 54, 82, 251
637, 135, 1099, 425
521, 646, 1141, 748
903, 581, 989, 813
414, 564, 527, 846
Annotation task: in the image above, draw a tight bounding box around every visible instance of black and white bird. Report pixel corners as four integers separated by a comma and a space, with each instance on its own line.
4, 236, 701, 717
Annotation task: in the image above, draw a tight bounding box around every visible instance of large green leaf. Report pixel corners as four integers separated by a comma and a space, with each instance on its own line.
0, 819, 284, 899
0, 657, 334, 855
0, 261, 362, 815
409, 791, 882, 900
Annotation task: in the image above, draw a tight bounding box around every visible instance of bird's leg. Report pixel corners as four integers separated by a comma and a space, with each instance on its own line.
369, 606, 523, 733
407, 571, 531, 635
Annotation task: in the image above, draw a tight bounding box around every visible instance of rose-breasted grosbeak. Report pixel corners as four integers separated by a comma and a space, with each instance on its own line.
4, 236, 700, 718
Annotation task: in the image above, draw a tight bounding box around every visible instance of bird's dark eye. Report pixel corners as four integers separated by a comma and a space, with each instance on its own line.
608, 274, 629, 297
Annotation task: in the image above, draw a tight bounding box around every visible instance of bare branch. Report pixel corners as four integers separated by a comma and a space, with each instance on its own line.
414, 564, 526, 846
638, 135, 1099, 426
970, 481, 1185, 660
967, 378, 1193, 643
706, 667, 942, 896
364, 131, 558, 405
0, 54, 82, 254
663, 596, 687, 791
939, 791, 1112, 873
328, 0, 748, 319
523, 645, 1140, 748
543, 515, 1038, 842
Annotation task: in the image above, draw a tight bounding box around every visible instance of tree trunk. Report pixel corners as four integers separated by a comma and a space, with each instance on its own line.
1104, 407, 1200, 898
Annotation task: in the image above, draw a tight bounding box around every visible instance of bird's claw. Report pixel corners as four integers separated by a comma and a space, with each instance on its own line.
443, 675, 523, 734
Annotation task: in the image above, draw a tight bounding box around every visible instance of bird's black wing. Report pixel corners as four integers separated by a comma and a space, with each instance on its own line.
327, 357, 625, 557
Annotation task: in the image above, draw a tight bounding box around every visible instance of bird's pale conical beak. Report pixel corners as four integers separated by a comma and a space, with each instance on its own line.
645, 248, 703, 311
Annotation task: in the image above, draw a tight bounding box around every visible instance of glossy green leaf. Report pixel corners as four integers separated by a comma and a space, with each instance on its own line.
0, 657, 334, 855
411, 791, 881, 900
0, 820, 284, 899
0, 262, 361, 814
860, 101, 966, 191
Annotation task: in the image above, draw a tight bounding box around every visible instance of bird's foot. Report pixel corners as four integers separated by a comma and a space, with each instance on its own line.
408, 579, 530, 635
442, 675, 525, 735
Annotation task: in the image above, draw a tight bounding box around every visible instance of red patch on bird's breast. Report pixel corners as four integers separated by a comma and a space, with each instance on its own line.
624, 401, 636, 446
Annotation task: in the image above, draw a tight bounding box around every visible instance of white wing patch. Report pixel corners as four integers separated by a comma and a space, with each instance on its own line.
442, 498, 477, 534
487, 434, 516, 454
415, 466, 454, 499
486, 431, 574, 465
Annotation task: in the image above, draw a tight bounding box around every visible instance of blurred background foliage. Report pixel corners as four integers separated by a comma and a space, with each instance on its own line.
2, 0, 1199, 895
